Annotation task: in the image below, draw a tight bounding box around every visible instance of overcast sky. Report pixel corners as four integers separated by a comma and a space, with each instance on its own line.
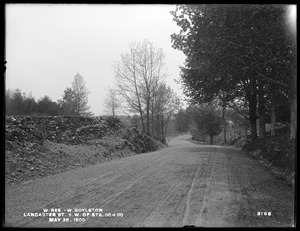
5, 4, 186, 116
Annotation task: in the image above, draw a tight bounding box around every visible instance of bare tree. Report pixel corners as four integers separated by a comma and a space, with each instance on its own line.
104, 87, 121, 117
114, 40, 166, 134
114, 45, 145, 131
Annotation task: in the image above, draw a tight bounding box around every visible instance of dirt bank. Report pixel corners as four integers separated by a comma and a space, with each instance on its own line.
5, 116, 164, 186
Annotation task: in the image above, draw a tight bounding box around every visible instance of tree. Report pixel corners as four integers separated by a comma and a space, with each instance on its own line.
5, 88, 62, 116
203, 111, 223, 144
174, 108, 190, 133
58, 87, 76, 115
171, 4, 295, 140
36, 96, 60, 116
285, 5, 297, 140
23, 92, 37, 115
72, 73, 91, 116
188, 104, 223, 144
104, 87, 121, 117
59, 73, 92, 116
5, 89, 25, 115
151, 83, 181, 143
5, 89, 17, 115
171, 5, 258, 138
114, 39, 166, 135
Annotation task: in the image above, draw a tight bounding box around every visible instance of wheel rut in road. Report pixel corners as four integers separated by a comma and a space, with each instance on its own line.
182, 153, 213, 226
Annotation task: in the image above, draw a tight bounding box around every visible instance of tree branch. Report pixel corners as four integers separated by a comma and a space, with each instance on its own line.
227, 103, 249, 120
256, 71, 289, 88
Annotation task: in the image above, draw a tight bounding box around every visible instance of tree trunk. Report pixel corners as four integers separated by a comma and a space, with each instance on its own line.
164, 121, 168, 144
139, 110, 145, 133
151, 102, 155, 137
210, 134, 214, 145
164, 114, 172, 144
161, 116, 165, 143
290, 95, 297, 140
146, 97, 150, 135
112, 106, 115, 118
249, 97, 257, 140
247, 84, 257, 140
222, 102, 227, 143
290, 64, 297, 140
233, 127, 235, 139
270, 89, 276, 136
286, 8, 297, 141
258, 82, 266, 138
156, 114, 160, 141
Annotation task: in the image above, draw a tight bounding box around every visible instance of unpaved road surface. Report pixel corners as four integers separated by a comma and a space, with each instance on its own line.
5, 134, 295, 227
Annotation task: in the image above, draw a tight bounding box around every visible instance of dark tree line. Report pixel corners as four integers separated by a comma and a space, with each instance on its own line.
5, 73, 92, 116
5, 89, 60, 116
174, 103, 228, 144
171, 4, 296, 141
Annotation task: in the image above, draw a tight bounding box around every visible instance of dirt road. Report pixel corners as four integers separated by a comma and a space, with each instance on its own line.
5, 134, 295, 227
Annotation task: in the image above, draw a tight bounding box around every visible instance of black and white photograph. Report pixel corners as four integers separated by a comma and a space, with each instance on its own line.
4, 4, 296, 227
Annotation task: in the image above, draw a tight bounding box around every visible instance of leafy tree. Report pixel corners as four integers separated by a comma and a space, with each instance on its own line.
188, 104, 223, 144
5, 89, 25, 115
72, 73, 91, 116
36, 96, 59, 116
174, 108, 190, 132
23, 92, 37, 115
59, 73, 92, 116
202, 111, 223, 144
6, 88, 61, 116
171, 4, 295, 140
5, 89, 15, 115
58, 87, 76, 115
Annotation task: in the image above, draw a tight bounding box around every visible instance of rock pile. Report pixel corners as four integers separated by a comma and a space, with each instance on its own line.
5, 116, 44, 145
5, 115, 162, 154
122, 127, 160, 153
5, 116, 110, 145
5, 115, 163, 185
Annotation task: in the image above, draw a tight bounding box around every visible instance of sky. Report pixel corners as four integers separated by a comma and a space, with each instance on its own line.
5, 4, 186, 116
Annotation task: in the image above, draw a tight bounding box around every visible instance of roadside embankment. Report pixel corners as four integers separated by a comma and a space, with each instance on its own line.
5, 115, 165, 186
241, 134, 295, 186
